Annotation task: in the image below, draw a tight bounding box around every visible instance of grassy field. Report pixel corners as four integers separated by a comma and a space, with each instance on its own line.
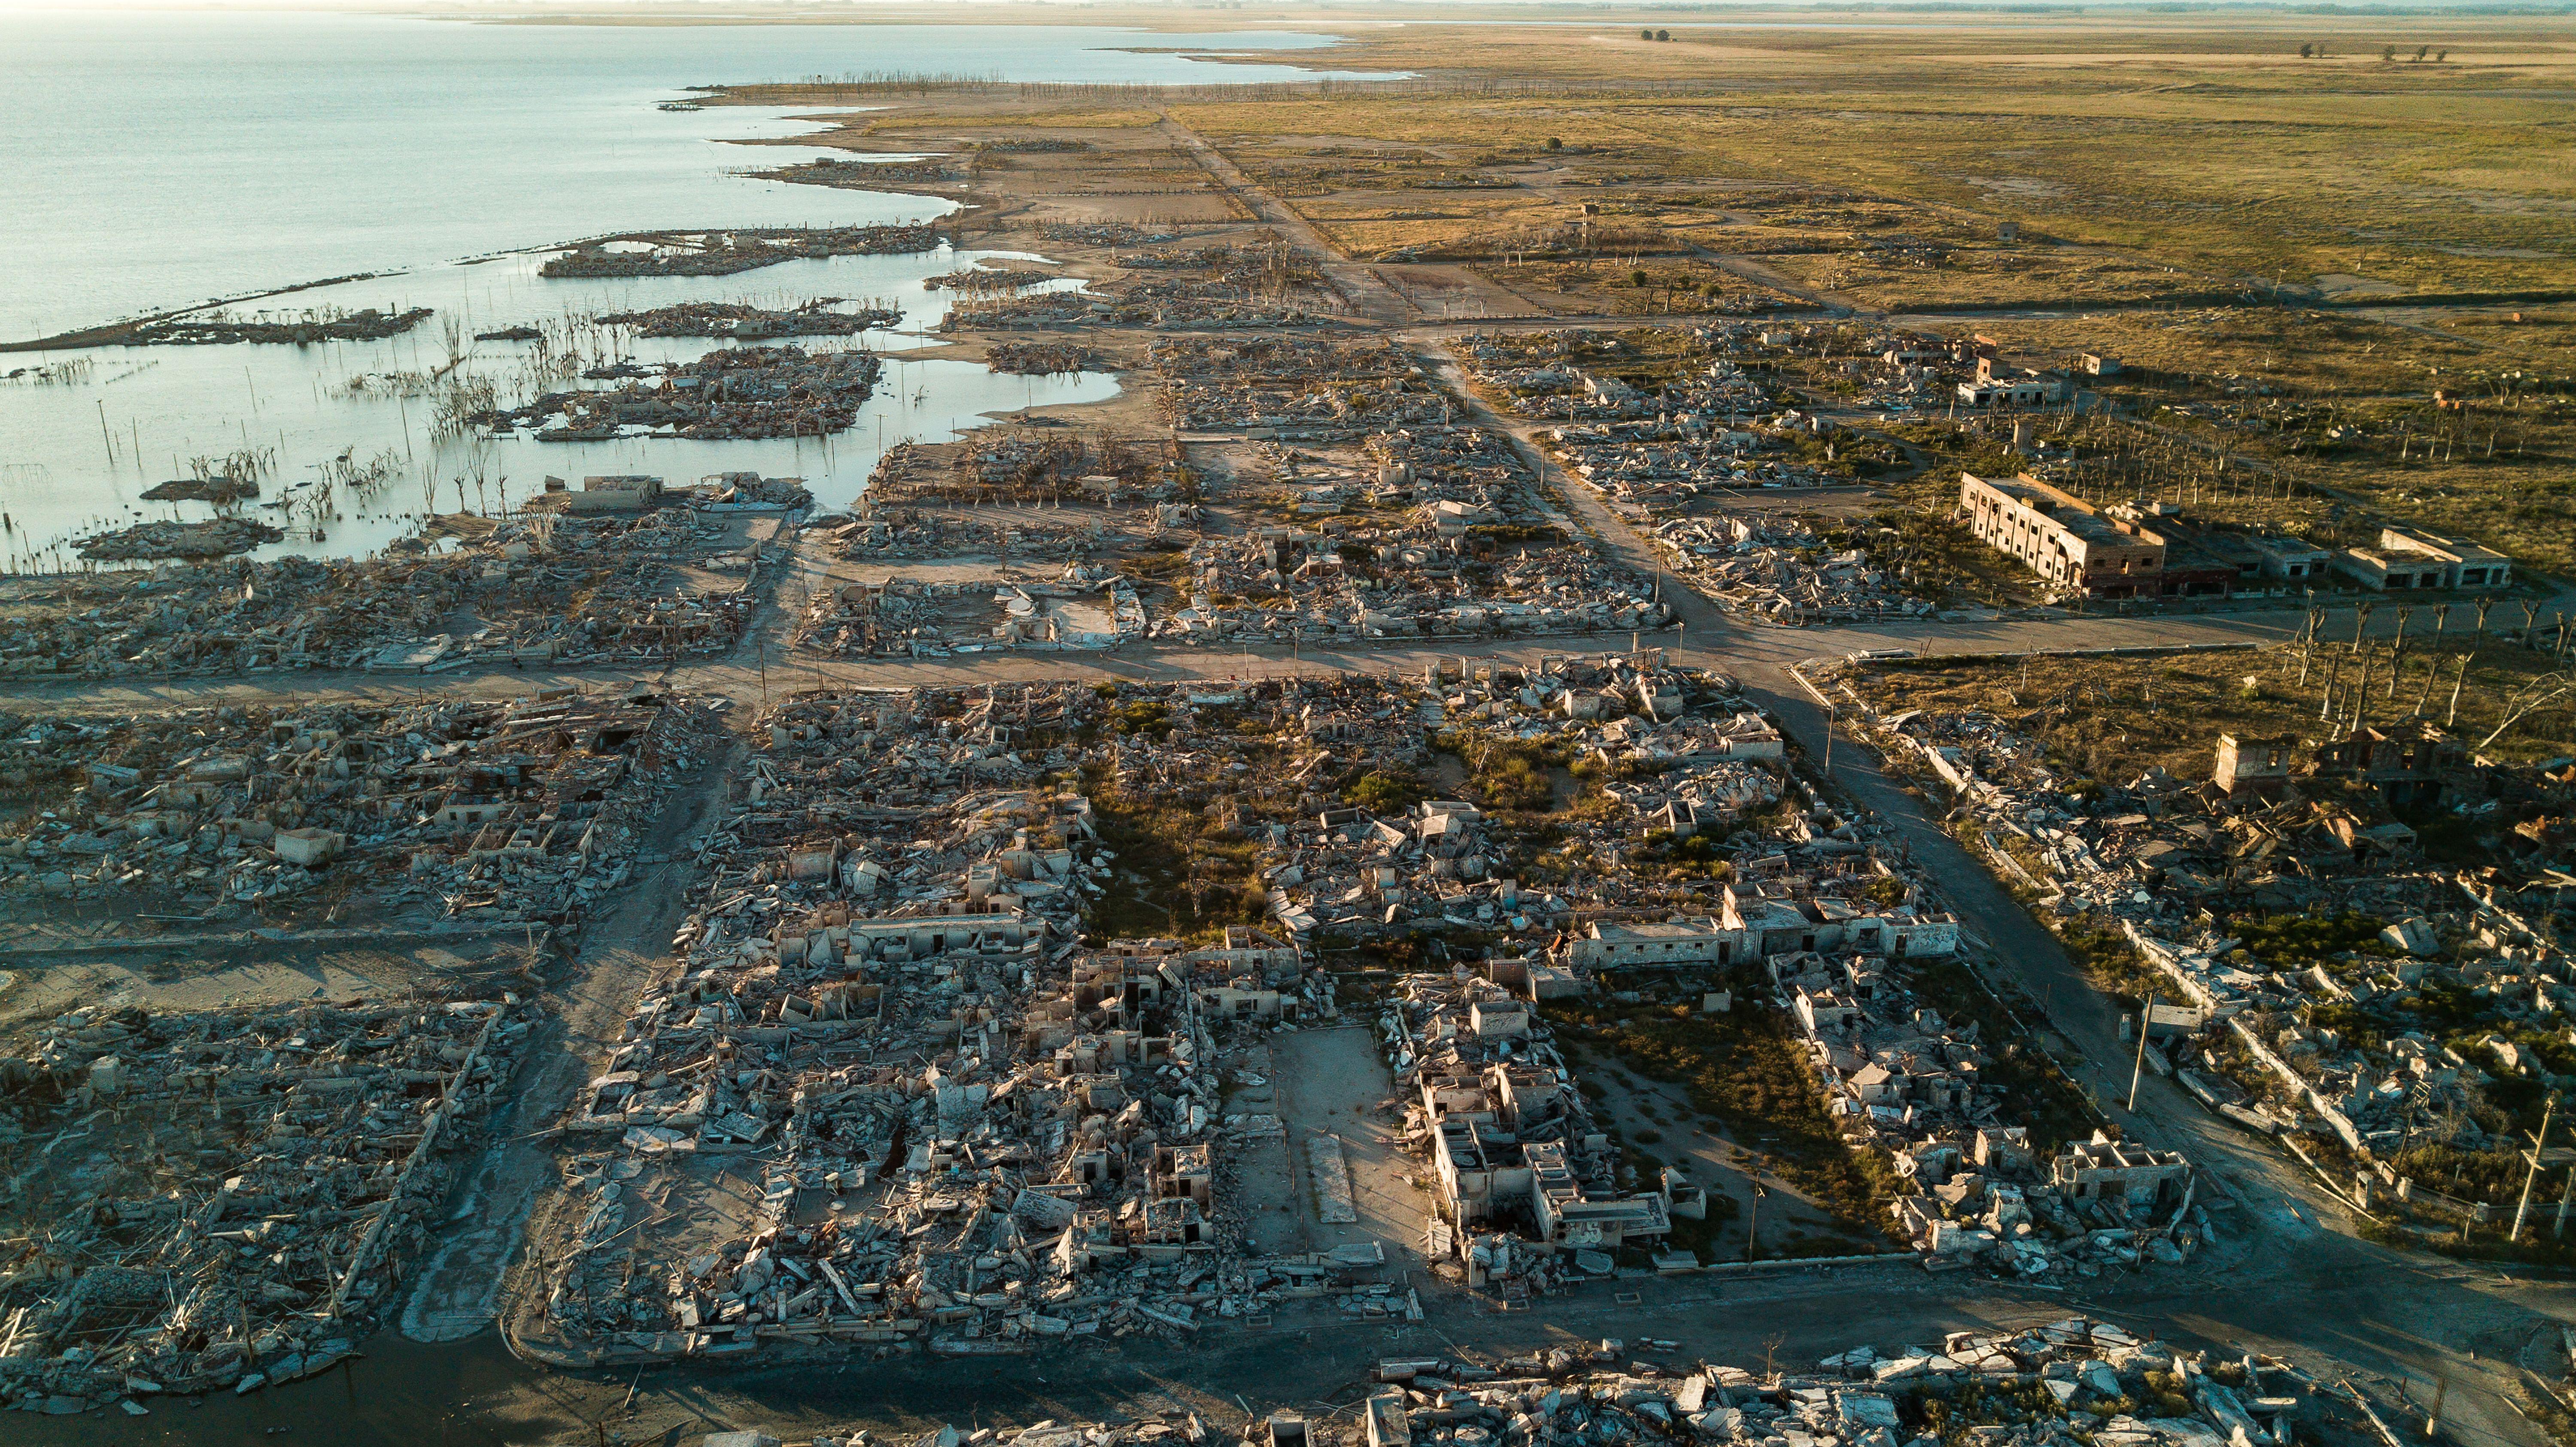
1559, 1000, 1906, 1246
1169, 27, 2576, 303
704, 16, 2576, 577
1853, 639, 2576, 784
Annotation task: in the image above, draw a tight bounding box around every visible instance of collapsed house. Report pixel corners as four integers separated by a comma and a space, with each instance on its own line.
1457, 327, 1912, 618
1388, 973, 1677, 1287
796, 564, 1148, 656
0, 692, 714, 922
475, 345, 884, 441
1155, 337, 1449, 438
1839, 659, 2576, 1229
3, 508, 774, 679
531, 684, 1390, 1362
1655, 512, 1926, 624
943, 238, 1340, 331
0, 991, 533, 1412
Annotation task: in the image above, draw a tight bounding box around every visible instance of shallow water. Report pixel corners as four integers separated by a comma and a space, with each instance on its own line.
0, 13, 1378, 565
0, 245, 1119, 567
0, 11, 1361, 340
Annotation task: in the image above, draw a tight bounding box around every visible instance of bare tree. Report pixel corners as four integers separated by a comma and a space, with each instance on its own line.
2478, 672, 2574, 749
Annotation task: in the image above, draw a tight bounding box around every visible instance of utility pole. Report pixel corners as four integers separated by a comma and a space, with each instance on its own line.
1744, 1155, 1767, 1263
2512, 1094, 2557, 1243
1823, 703, 1837, 771
2129, 993, 2157, 1111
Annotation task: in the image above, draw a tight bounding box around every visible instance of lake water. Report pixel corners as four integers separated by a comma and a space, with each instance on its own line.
0, 12, 1377, 565
1, 10, 1363, 340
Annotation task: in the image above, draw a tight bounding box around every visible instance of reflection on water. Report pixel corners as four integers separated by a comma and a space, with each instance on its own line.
0, 247, 1120, 568
0, 10, 1372, 341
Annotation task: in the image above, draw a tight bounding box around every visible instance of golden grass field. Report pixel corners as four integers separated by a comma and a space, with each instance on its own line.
693, 9, 2576, 578
1855, 636, 2576, 783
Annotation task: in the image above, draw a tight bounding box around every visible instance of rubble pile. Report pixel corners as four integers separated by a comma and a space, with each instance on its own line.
475, 345, 884, 441
1546, 416, 1837, 508
1118, 238, 1321, 293
137, 475, 259, 504
1766, 918, 2209, 1277
1154, 426, 1668, 645
0, 992, 533, 1411
796, 563, 1147, 656
110, 306, 434, 347
1384, 971, 1670, 1288
699, 472, 816, 510
531, 684, 1367, 1361
660, 1315, 2368, 1447
756, 157, 952, 188
1235, 661, 2207, 1280
1841, 662, 2576, 1222
946, 289, 1321, 332
923, 268, 1051, 296
884, 431, 1188, 507
1458, 327, 1865, 509
1461, 328, 1772, 426
75, 517, 284, 562
539, 225, 940, 279
1153, 529, 1669, 644
1037, 222, 1175, 246
1191, 660, 1765, 941
1154, 337, 1444, 438
598, 300, 903, 340
987, 341, 1111, 375
0, 692, 713, 923
960, 432, 1148, 496
945, 252, 1335, 332
1354, 1321, 2320, 1447
9, 510, 766, 678
1654, 513, 1924, 624
808, 505, 1115, 563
